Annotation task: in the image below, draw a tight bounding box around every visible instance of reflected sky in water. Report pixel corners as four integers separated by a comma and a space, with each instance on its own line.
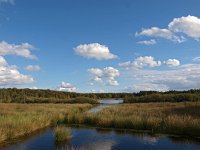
88, 99, 123, 113
1, 127, 200, 150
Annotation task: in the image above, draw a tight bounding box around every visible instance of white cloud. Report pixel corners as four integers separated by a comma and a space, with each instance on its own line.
88, 68, 103, 76
91, 89, 105, 93
168, 15, 200, 39
122, 64, 200, 92
91, 89, 96, 93
119, 56, 161, 69
0, 0, 14, 5
103, 67, 120, 79
137, 39, 157, 45
93, 76, 102, 83
106, 79, 119, 86
25, 65, 41, 71
136, 15, 200, 42
136, 27, 185, 43
88, 67, 120, 86
127, 83, 169, 92
136, 27, 173, 39
164, 59, 180, 67
0, 56, 7, 66
74, 43, 118, 60
0, 56, 34, 86
57, 81, 77, 92
30, 86, 38, 89
192, 56, 200, 62
0, 41, 36, 59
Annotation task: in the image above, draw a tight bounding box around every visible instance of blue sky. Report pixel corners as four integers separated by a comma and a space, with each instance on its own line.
0, 0, 200, 92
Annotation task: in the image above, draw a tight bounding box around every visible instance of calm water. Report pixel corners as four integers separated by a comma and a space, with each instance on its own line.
99, 100, 124, 104
89, 99, 123, 113
1, 100, 200, 150
1, 127, 200, 150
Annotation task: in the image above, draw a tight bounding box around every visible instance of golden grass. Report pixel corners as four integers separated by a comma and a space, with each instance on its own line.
0, 103, 92, 143
54, 126, 72, 142
65, 102, 200, 137
1, 102, 200, 144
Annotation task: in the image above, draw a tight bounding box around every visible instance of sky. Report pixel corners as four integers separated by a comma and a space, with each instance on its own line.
0, 0, 200, 93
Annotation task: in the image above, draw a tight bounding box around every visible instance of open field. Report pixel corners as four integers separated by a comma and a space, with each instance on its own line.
0, 103, 92, 143
66, 102, 200, 137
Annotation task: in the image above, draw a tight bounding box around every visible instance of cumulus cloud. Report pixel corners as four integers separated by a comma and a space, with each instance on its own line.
88, 68, 103, 76
74, 43, 118, 60
93, 76, 102, 83
136, 27, 173, 39
137, 39, 157, 45
163, 59, 180, 67
0, 41, 36, 59
88, 67, 120, 86
25, 65, 41, 71
103, 67, 120, 79
136, 27, 185, 43
0, 56, 34, 86
136, 15, 200, 43
119, 56, 161, 69
168, 15, 200, 39
106, 79, 119, 86
57, 81, 77, 92
0, 56, 7, 66
123, 64, 200, 92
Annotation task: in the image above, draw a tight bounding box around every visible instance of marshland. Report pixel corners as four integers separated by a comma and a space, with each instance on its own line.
0, 89, 200, 150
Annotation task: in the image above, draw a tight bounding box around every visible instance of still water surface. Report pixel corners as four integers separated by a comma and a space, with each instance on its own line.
1, 100, 200, 150
88, 99, 123, 113
1, 127, 200, 150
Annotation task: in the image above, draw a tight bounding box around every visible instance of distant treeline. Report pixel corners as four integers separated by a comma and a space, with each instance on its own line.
0, 88, 131, 103
124, 90, 200, 103
0, 88, 200, 103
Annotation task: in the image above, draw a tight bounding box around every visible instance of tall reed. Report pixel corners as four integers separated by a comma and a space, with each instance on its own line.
54, 126, 72, 142
0, 103, 92, 143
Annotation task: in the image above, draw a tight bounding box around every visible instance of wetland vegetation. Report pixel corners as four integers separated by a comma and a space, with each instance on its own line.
0, 88, 200, 148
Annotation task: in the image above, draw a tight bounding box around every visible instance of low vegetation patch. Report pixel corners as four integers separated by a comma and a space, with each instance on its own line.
54, 126, 72, 143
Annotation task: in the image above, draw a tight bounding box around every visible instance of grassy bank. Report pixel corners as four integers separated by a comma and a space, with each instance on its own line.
65, 102, 200, 137
1, 102, 200, 144
0, 103, 92, 143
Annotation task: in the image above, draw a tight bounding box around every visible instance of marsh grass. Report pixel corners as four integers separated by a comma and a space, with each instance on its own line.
0, 103, 92, 143
54, 126, 72, 143
64, 102, 200, 137
1, 102, 200, 145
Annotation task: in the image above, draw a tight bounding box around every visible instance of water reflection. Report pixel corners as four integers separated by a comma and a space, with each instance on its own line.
2, 127, 200, 150
88, 99, 123, 113
99, 100, 123, 104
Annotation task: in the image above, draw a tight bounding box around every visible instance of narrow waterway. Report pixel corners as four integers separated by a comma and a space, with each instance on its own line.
88, 99, 123, 113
